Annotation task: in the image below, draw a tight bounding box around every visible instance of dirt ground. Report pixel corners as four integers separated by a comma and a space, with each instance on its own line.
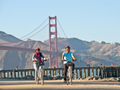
0, 79, 120, 90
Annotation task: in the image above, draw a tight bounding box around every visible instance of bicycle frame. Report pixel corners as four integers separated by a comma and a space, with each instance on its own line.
36, 66, 44, 85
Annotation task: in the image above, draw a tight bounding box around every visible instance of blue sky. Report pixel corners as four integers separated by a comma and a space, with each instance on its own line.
0, 0, 120, 43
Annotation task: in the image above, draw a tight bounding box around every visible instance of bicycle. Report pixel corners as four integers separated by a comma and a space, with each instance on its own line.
66, 61, 73, 85
36, 59, 47, 85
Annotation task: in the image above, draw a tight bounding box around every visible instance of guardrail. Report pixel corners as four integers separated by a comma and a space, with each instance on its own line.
0, 66, 120, 79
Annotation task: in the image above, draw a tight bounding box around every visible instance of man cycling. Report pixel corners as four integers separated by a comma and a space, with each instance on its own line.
32, 48, 47, 81
62, 46, 76, 83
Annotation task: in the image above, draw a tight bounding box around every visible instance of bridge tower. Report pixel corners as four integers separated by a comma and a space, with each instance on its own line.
49, 16, 58, 68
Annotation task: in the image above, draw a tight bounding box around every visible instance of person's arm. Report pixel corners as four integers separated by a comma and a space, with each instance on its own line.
32, 54, 37, 62
72, 55, 77, 61
41, 53, 45, 58
41, 53, 47, 61
71, 52, 76, 61
62, 54, 66, 61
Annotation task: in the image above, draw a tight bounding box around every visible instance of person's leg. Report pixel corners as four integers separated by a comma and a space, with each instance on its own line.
72, 63, 75, 74
33, 63, 39, 80
64, 64, 68, 81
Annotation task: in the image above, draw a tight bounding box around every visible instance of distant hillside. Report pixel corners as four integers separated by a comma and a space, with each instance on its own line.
0, 31, 21, 43
0, 31, 120, 69
45, 38, 120, 66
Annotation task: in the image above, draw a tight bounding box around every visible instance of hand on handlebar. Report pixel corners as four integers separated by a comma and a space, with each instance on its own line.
43, 58, 47, 61
73, 59, 77, 61
63, 59, 67, 61
33, 60, 37, 62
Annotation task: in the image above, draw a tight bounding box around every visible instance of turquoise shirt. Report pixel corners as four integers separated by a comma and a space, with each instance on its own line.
62, 52, 73, 64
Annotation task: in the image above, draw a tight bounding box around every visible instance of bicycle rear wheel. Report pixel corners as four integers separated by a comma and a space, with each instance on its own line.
42, 77, 44, 85
40, 70, 44, 85
70, 77, 72, 85
67, 78, 69, 85
36, 80, 39, 85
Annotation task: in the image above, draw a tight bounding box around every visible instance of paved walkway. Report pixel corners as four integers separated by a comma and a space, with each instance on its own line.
0, 79, 120, 90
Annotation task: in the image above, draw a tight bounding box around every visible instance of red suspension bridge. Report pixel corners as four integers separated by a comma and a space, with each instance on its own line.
0, 16, 91, 68
0, 16, 64, 68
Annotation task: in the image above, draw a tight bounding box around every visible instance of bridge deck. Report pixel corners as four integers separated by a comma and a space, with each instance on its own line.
0, 79, 120, 90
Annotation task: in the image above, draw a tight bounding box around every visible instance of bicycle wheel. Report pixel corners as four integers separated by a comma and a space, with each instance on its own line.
42, 76, 44, 85
36, 79, 39, 85
40, 70, 44, 85
67, 78, 69, 85
70, 77, 72, 85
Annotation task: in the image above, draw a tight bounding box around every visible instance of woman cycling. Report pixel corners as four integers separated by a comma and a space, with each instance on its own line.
32, 48, 47, 81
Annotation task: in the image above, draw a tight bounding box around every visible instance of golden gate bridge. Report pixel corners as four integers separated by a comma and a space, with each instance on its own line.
0, 16, 91, 68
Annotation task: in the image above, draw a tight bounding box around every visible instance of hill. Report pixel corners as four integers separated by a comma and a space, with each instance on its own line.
0, 31, 120, 69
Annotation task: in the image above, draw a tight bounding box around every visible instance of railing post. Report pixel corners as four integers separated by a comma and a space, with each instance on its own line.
58, 70, 60, 76
99, 68, 101, 78
54, 70, 56, 76
6, 71, 9, 78
10, 71, 12, 78
20, 71, 22, 78
30, 70, 32, 76
110, 68, 112, 77
0, 71, 1, 78
3, 71, 5, 78
26, 71, 28, 76
88, 68, 90, 77
112, 69, 115, 77
117, 69, 119, 77
45, 70, 47, 76
49, 70, 51, 76
79, 69, 82, 79
13, 70, 16, 78
84, 69, 86, 78
24, 71, 26, 78
16, 71, 19, 78
96, 68, 98, 76
75, 69, 77, 79
92, 69, 94, 77
118, 68, 120, 77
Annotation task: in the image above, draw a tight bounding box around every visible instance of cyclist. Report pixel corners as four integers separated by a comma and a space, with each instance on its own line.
32, 48, 47, 81
62, 46, 77, 83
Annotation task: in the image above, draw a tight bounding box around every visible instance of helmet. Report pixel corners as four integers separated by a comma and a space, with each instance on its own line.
35, 48, 40, 51
65, 46, 70, 49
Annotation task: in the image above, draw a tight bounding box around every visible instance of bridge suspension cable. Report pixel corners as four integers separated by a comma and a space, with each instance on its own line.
20, 17, 48, 39
57, 19, 68, 38
23, 23, 49, 40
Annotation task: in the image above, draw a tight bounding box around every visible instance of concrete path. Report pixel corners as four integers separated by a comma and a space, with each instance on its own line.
0, 79, 120, 90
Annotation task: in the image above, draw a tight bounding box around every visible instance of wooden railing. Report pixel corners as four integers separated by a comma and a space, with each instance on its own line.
0, 66, 120, 79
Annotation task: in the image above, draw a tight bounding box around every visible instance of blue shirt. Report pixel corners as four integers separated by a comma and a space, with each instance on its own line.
62, 52, 73, 64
